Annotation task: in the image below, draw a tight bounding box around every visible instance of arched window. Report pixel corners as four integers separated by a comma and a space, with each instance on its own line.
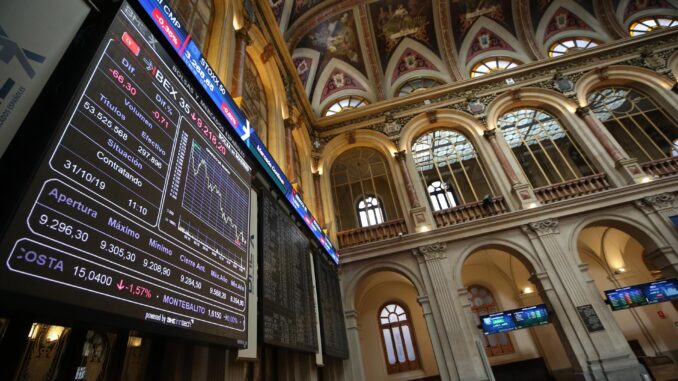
323, 96, 369, 116
498, 108, 596, 188
412, 129, 494, 210
468, 285, 515, 357
548, 37, 599, 57
357, 196, 385, 227
629, 16, 677, 36
169, 0, 213, 50
396, 77, 443, 97
242, 55, 268, 140
379, 303, 420, 374
587, 87, 678, 163
331, 148, 401, 231
470, 57, 520, 78
427, 181, 456, 211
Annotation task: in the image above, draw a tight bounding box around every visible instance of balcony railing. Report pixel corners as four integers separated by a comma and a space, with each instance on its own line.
641, 157, 678, 178
433, 196, 508, 228
534, 173, 611, 204
337, 218, 407, 248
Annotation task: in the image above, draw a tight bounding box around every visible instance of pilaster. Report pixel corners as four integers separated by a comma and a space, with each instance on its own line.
413, 242, 491, 381
343, 310, 365, 381
522, 219, 645, 380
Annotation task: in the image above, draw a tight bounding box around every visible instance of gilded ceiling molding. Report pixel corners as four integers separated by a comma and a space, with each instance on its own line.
598, 0, 627, 39
436, 0, 464, 81
356, 3, 385, 100
316, 31, 678, 133
514, 0, 543, 60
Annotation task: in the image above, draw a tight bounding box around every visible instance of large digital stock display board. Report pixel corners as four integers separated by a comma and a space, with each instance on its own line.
480, 304, 550, 335
0, 2, 251, 345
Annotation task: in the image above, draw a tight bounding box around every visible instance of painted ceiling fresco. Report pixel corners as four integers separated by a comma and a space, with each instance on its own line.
264, 0, 678, 116
368, 0, 440, 68
449, 0, 515, 47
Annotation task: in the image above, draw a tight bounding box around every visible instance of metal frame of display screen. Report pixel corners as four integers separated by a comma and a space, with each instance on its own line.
480, 304, 550, 335
605, 278, 678, 311
0, 0, 256, 346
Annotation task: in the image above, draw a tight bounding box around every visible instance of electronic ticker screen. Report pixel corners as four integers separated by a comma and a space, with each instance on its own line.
0, 2, 251, 345
480, 304, 549, 335
605, 279, 678, 311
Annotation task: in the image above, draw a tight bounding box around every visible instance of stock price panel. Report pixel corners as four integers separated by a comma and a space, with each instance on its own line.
0, 2, 251, 345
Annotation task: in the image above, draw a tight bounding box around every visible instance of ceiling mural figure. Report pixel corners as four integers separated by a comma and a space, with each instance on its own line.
450, 0, 515, 47
295, 10, 367, 92
369, 0, 439, 69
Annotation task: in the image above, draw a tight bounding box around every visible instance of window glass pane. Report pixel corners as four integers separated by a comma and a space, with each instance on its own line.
402, 325, 416, 361
383, 329, 396, 364
392, 327, 406, 363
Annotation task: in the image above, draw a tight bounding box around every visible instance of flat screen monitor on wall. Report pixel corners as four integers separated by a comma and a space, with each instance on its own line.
605, 279, 678, 311
480, 304, 549, 335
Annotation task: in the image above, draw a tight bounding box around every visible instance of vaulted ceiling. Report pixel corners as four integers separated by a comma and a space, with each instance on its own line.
266, 0, 678, 116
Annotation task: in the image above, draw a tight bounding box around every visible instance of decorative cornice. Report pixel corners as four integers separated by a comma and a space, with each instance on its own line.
526, 218, 559, 236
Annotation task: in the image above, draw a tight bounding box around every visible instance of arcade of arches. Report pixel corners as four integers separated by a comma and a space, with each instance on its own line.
5, 0, 678, 381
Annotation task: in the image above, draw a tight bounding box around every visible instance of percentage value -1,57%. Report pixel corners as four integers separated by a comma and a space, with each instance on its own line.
116, 279, 152, 299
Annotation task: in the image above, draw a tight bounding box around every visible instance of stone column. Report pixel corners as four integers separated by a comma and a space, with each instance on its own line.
313, 173, 325, 226
284, 118, 296, 182
230, 24, 252, 102
576, 106, 647, 184
394, 150, 434, 232
483, 129, 539, 208
635, 193, 678, 280
394, 151, 420, 208
343, 310, 365, 381
413, 243, 491, 381
417, 295, 451, 381
522, 219, 646, 380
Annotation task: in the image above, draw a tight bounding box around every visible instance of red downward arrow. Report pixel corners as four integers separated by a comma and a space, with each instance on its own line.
116, 279, 125, 290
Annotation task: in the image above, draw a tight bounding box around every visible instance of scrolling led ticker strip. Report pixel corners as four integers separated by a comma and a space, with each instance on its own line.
136, 0, 338, 263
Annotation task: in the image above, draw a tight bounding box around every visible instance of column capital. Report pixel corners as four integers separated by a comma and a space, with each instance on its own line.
235, 23, 253, 45
394, 150, 407, 161
635, 192, 676, 214
414, 242, 447, 261
525, 218, 559, 236
575, 106, 592, 117
483, 128, 497, 139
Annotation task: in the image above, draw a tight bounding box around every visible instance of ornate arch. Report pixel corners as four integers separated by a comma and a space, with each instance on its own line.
312, 58, 375, 116
453, 238, 545, 288
292, 48, 321, 95
567, 212, 670, 262
246, 26, 288, 166
342, 260, 426, 312
535, 0, 611, 52
575, 65, 678, 108
319, 130, 407, 237
384, 38, 450, 97
459, 17, 531, 78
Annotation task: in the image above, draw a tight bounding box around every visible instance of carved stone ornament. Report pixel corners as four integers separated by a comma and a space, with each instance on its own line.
382, 112, 401, 137
528, 218, 559, 236
416, 242, 447, 261
553, 73, 574, 93
641, 49, 667, 72
466, 98, 486, 115
635, 193, 676, 213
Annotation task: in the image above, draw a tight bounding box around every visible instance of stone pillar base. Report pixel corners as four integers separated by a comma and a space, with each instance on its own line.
410, 206, 434, 232
615, 158, 648, 184
512, 182, 540, 209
